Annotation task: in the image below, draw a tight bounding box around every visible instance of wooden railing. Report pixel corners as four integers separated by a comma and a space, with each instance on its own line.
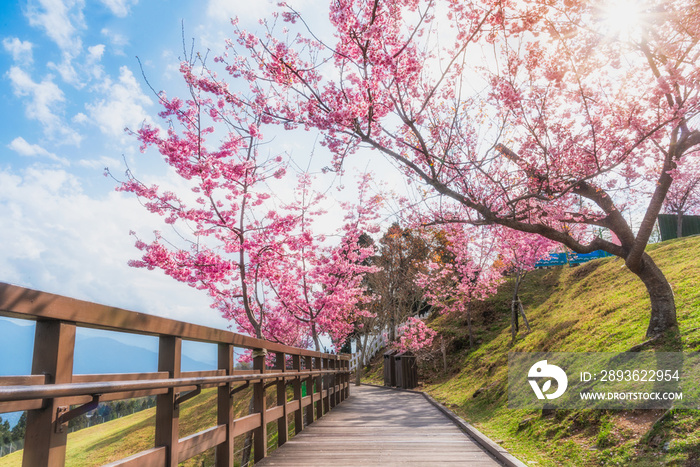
0, 282, 350, 466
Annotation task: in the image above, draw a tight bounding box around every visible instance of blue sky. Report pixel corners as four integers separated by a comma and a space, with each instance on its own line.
0, 0, 320, 330
0, 0, 403, 338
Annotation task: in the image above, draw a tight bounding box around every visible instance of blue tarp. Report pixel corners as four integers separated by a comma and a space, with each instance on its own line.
535, 250, 612, 268
535, 252, 568, 268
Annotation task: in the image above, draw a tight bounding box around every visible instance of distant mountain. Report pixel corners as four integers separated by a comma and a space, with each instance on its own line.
0, 319, 216, 376
0, 320, 34, 376
74, 337, 215, 374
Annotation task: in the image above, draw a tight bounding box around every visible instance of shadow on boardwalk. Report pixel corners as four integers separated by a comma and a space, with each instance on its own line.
258, 385, 503, 466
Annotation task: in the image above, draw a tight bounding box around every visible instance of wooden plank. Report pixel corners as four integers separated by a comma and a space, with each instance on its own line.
0, 376, 47, 411
256, 385, 503, 467
253, 350, 267, 463
322, 358, 330, 415
331, 358, 338, 408
304, 356, 315, 425
180, 370, 226, 378
266, 404, 284, 422
155, 336, 181, 467
0, 375, 47, 386
177, 424, 226, 462
232, 413, 261, 437
285, 400, 301, 414
22, 320, 75, 467
103, 446, 166, 467
216, 343, 234, 467
72, 372, 169, 382
291, 355, 302, 434
0, 370, 334, 402
275, 352, 288, 447
0, 282, 336, 359
0, 399, 43, 413
67, 373, 172, 402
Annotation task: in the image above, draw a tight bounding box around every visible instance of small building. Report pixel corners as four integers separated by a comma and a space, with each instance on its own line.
657, 214, 700, 241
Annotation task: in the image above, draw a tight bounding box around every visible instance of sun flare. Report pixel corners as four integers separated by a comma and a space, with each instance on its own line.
599, 0, 645, 39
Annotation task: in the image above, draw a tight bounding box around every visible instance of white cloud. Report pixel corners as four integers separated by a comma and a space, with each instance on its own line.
0, 166, 230, 329
87, 44, 105, 61
99, 0, 138, 18
2, 38, 34, 64
25, 0, 85, 52
72, 112, 89, 124
47, 52, 81, 86
7, 66, 82, 145
76, 155, 121, 169
7, 137, 70, 165
86, 66, 154, 139
101, 28, 128, 55
206, 0, 276, 22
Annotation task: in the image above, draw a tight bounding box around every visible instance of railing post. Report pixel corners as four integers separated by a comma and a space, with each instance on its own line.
339, 358, 346, 402
335, 356, 341, 406
275, 352, 288, 447
304, 356, 315, 425
345, 358, 351, 399
216, 343, 234, 466
329, 357, 336, 409
22, 320, 75, 467
253, 349, 267, 463
155, 336, 181, 467
314, 357, 323, 420
292, 354, 303, 434
322, 357, 330, 414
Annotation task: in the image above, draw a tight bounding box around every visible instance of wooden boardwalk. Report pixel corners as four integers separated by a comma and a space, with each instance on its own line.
258, 385, 503, 466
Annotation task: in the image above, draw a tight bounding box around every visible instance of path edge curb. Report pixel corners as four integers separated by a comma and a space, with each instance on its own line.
358, 383, 528, 467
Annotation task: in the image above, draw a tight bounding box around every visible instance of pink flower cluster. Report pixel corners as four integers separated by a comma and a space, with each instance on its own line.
392, 317, 437, 353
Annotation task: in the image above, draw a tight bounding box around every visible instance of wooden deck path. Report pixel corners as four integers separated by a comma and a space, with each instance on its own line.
258, 385, 503, 466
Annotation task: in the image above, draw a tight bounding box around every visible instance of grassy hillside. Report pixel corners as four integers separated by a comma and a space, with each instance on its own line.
0, 386, 268, 467
369, 235, 700, 466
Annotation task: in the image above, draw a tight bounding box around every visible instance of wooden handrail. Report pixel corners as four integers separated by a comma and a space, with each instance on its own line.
0, 282, 351, 466
0, 369, 346, 402
0, 282, 348, 358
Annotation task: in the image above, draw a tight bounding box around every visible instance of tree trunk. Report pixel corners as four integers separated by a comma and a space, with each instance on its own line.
676, 212, 683, 238
311, 323, 321, 352
630, 253, 678, 338
510, 271, 522, 341
355, 336, 363, 386
466, 301, 474, 348
441, 336, 447, 374
389, 314, 396, 343
518, 298, 531, 333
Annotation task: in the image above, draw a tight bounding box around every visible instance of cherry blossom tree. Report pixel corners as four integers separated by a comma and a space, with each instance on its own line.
392, 316, 437, 353
270, 173, 380, 351
364, 223, 431, 343
216, 0, 700, 338
112, 69, 304, 344
494, 228, 557, 341
417, 225, 503, 348
112, 54, 378, 351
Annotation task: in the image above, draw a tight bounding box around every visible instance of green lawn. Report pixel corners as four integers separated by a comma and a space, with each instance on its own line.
0, 386, 264, 467
416, 236, 700, 466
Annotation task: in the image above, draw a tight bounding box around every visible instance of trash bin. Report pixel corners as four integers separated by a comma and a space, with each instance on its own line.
394, 352, 417, 389
383, 349, 398, 386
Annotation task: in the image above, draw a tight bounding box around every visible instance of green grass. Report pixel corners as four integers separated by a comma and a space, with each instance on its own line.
411, 235, 700, 466
0, 386, 268, 467
3, 236, 699, 466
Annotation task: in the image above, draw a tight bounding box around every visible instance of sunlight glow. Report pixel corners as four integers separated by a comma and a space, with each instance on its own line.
599, 0, 644, 39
